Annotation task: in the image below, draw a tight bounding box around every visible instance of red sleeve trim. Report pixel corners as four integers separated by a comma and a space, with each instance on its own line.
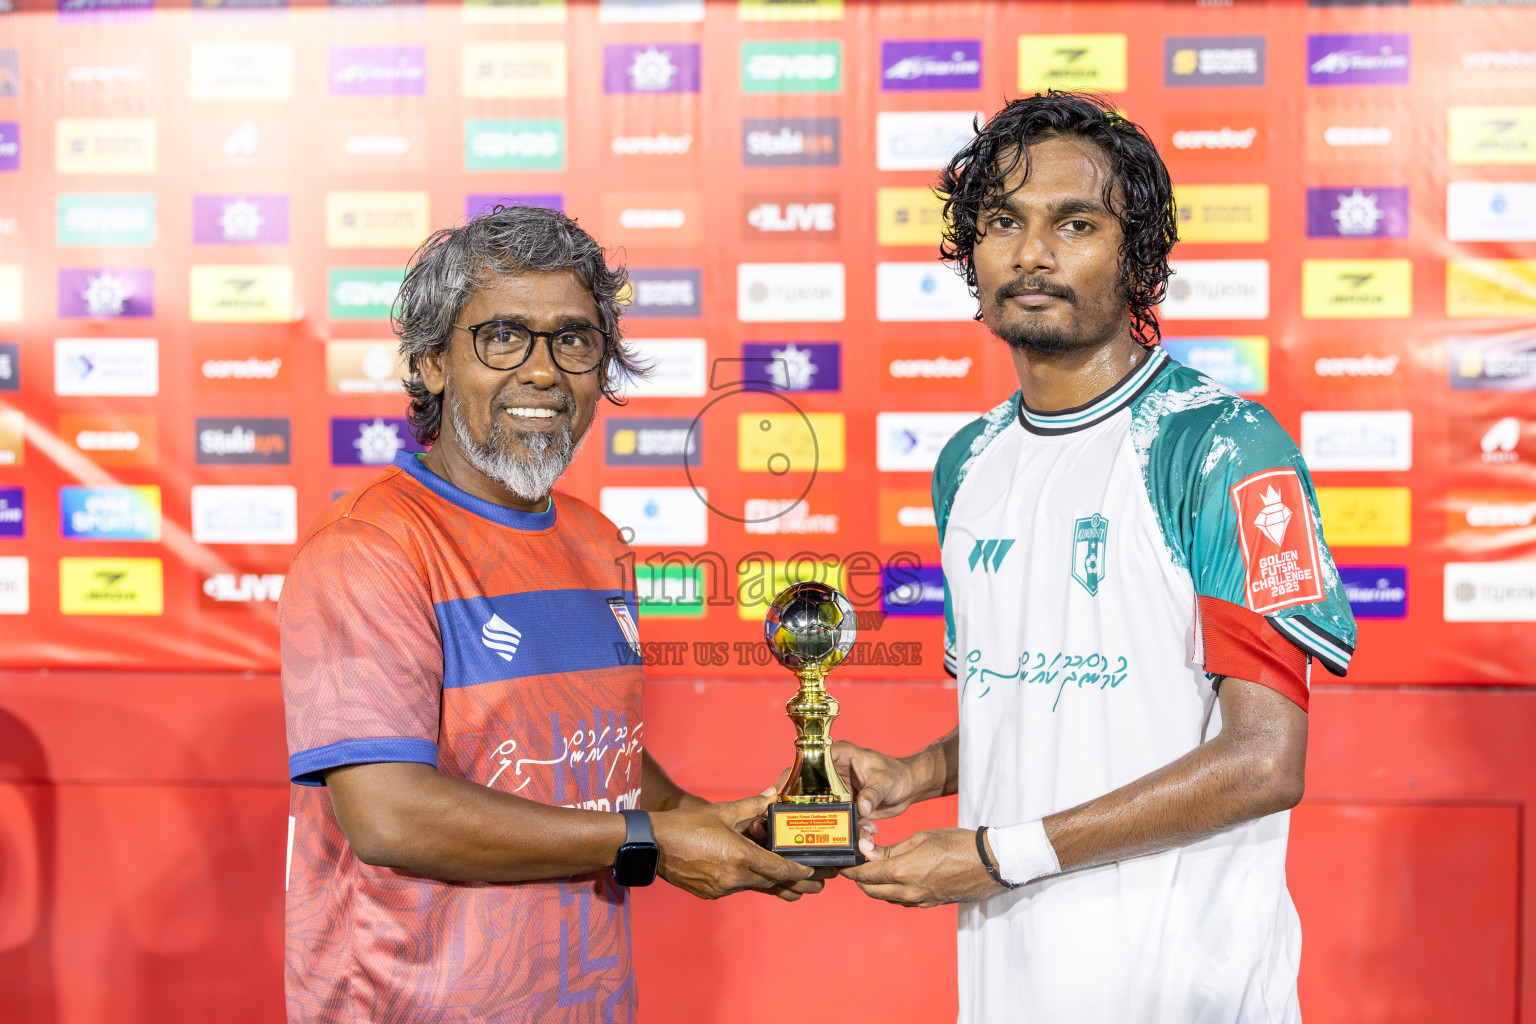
1197, 595, 1309, 712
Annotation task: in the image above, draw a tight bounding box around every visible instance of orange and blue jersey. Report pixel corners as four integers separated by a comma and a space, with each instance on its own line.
280, 451, 645, 1023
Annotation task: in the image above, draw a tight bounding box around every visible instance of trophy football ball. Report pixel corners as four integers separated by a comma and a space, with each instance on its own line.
763, 581, 857, 673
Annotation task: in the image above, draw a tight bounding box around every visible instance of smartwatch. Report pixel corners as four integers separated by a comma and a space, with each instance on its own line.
611, 809, 660, 887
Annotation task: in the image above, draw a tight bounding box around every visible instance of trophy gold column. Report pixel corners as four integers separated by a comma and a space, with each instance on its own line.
760, 581, 865, 867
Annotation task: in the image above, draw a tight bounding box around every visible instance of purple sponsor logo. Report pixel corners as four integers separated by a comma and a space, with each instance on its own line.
1307, 33, 1410, 86
1305, 186, 1409, 238
603, 43, 701, 94
58, 0, 153, 19
0, 487, 23, 538
330, 416, 424, 466
881, 564, 944, 617
58, 268, 154, 318
880, 40, 981, 91
329, 46, 426, 96
1339, 565, 1406, 619
465, 193, 564, 219
193, 195, 289, 244
0, 122, 17, 172
741, 342, 841, 392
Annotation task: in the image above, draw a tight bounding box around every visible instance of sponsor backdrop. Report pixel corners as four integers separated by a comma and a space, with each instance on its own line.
1, 0, 1536, 688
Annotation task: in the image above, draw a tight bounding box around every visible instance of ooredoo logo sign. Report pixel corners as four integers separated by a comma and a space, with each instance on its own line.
880, 340, 981, 393
1164, 112, 1266, 162
194, 341, 288, 393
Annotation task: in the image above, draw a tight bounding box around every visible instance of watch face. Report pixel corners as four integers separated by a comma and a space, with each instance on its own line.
614, 842, 659, 887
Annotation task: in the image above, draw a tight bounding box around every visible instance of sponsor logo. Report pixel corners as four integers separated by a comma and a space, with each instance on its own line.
743, 117, 840, 167
876, 111, 979, 171
600, 487, 708, 546
462, 0, 566, 23
876, 187, 945, 246
63, 60, 148, 90
329, 46, 425, 96
326, 191, 429, 249
1448, 182, 1536, 241
1307, 33, 1410, 86
55, 118, 155, 174
1447, 259, 1536, 318
330, 416, 425, 466
0, 487, 23, 538
636, 564, 707, 619
1316, 487, 1411, 547
1312, 0, 1407, 5
200, 570, 285, 608
881, 39, 981, 91
740, 341, 841, 392
606, 417, 699, 467
326, 340, 405, 393
968, 538, 1015, 574
57, 268, 152, 318
1165, 35, 1267, 86
1339, 566, 1407, 619
196, 341, 288, 393
738, 0, 842, 19
1445, 562, 1536, 621
735, 559, 850, 623
611, 132, 692, 157
738, 412, 844, 472
1452, 415, 1536, 472
57, 0, 153, 19
0, 268, 17, 322
1449, 107, 1536, 164
1162, 337, 1268, 394
603, 191, 704, 246
881, 340, 981, 393
0, 341, 16, 391
622, 338, 706, 396
599, 0, 703, 22
0, 50, 16, 98
1449, 331, 1536, 390
59, 557, 163, 616
1300, 411, 1412, 471
1458, 48, 1536, 73
1070, 514, 1109, 595
480, 613, 523, 662
466, 193, 563, 218
328, 267, 404, 320
877, 411, 977, 472
190, 485, 298, 544
1306, 108, 1408, 165
744, 195, 837, 240
0, 411, 20, 466
463, 42, 565, 98
54, 338, 158, 396
1018, 34, 1127, 91
465, 118, 565, 171
1305, 186, 1408, 239
1174, 184, 1269, 243
192, 195, 288, 244
328, 118, 428, 173
60, 414, 157, 468
189, 265, 294, 323
1231, 470, 1326, 612
623, 269, 702, 318
56, 194, 155, 246
738, 263, 845, 322
60, 485, 161, 541
603, 43, 701, 93
1305, 342, 1405, 389
1161, 260, 1269, 320
879, 489, 936, 543
0, 557, 24, 615
1165, 111, 1266, 162
1446, 490, 1536, 548
189, 43, 292, 99
743, 493, 841, 536
1302, 259, 1412, 319
196, 417, 290, 465
877, 262, 975, 321
0, 122, 15, 172
741, 41, 841, 93
193, 117, 288, 172
882, 564, 943, 617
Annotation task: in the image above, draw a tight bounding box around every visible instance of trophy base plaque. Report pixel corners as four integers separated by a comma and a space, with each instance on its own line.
765, 802, 866, 867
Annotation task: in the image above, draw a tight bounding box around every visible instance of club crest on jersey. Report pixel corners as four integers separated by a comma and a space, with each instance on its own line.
1230, 468, 1325, 614
1071, 514, 1109, 596
607, 596, 643, 656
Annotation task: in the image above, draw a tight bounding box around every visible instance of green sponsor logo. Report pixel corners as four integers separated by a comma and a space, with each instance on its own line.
328, 268, 404, 321
57, 194, 156, 246
741, 41, 842, 93
1071, 514, 1108, 596
636, 563, 707, 618
465, 118, 565, 171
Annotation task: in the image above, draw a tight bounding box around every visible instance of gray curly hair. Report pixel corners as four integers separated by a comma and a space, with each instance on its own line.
393, 205, 643, 446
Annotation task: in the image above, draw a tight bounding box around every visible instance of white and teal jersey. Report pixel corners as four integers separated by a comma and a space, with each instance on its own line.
932, 348, 1355, 1024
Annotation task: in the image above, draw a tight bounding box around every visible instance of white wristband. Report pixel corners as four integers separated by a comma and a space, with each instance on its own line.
985, 818, 1061, 887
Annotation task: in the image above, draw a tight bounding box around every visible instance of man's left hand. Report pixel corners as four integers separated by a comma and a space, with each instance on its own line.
839, 828, 1004, 908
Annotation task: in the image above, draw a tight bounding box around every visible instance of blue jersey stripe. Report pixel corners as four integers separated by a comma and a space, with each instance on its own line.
289, 737, 439, 786
435, 588, 640, 689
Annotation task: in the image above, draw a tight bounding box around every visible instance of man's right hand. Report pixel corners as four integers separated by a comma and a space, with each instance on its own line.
831, 740, 946, 823
651, 793, 823, 901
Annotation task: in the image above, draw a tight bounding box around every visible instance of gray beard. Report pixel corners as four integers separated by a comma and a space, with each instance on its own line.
448, 396, 583, 504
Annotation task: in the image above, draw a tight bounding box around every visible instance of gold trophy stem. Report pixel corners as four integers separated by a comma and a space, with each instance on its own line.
776, 667, 852, 804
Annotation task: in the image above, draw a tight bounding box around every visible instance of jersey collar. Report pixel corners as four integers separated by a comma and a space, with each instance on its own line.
393, 451, 558, 531
1017, 348, 1170, 436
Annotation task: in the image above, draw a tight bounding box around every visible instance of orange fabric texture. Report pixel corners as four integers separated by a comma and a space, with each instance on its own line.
1198, 595, 1310, 712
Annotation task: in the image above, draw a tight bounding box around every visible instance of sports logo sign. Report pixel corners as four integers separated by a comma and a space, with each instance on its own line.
1230, 469, 1325, 613
1071, 514, 1109, 596
1165, 36, 1266, 87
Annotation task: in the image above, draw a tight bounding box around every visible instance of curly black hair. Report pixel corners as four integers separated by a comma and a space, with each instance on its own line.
936, 92, 1178, 349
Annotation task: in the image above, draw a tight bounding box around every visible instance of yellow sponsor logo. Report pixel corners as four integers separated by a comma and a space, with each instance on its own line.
1447, 260, 1536, 318
0, 411, 23, 467
462, 42, 567, 98
326, 191, 431, 249
1019, 35, 1127, 93
876, 188, 946, 247
1302, 259, 1412, 319
1316, 487, 1411, 548
736, 558, 847, 620
1448, 106, 1536, 165
737, 412, 844, 474
1173, 184, 1269, 243
56, 118, 156, 174
0, 266, 19, 322
189, 266, 295, 323
462, 0, 566, 23
739, 0, 843, 21
60, 557, 164, 616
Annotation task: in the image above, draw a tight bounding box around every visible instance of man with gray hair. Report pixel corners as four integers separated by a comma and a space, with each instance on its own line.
279, 206, 819, 1023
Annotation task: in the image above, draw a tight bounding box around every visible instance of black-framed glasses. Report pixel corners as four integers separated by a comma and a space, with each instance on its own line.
453, 319, 610, 375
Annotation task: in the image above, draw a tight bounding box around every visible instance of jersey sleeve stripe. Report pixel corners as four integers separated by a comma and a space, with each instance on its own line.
289, 737, 439, 786
1268, 614, 1352, 677
1198, 595, 1310, 711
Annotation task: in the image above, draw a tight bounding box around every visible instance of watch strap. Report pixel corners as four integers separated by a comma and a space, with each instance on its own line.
620, 809, 655, 847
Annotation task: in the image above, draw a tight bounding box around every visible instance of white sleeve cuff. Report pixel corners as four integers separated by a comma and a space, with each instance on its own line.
986, 819, 1061, 887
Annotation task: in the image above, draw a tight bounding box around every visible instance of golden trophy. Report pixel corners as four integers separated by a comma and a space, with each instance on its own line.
761, 581, 865, 867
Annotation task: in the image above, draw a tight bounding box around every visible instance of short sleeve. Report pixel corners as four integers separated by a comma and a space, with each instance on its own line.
279, 517, 445, 785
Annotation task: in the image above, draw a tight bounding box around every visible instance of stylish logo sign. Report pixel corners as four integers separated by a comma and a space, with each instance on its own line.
58, 268, 153, 318
881, 39, 981, 91
60, 486, 161, 541
0, 557, 24, 615
1231, 470, 1325, 612
738, 413, 845, 472
1161, 260, 1269, 320
876, 187, 945, 246
328, 268, 404, 320
190, 485, 298, 544
329, 46, 426, 96
1448, 182, 1536, 241
192, 195, 289, 244
0, 343, 15, 391
55, 119, 156, 174
1174, 184, 1269, 242
462, 42, 566, 98
57, 194, 155, 246
1301, 411, 1412, 471
624, 269, 701, 318
621, 338, 706, 396
599, 487, 708, 546
603, 43, 701, 93
876, 111, 979, 170
1165, 35, 1266, 86
196, 341, 288, 393
877, 411, 978, 471
1305, 187, 1408, 239
326, 191, 429, 249
189, 265, 294, 322
1444, 562, 1536, 622
740, 341, 841, 392
1307, 33, 1410, 86
743, 195, 837, 239
737, 263, 845, 322
742, 41, 841, 93
189, 43, 292, 99
331, 416, 425, 466
742, 117, 840, 166
1161, 337, 1268, 394
196, 417, 291, 464
200, 570, 286, 609
0, 487, 24, 538
1448, 332, 1536, 390
1165, 112, 1266, 162
54, 338, 158, 396
1339, 566, 1407, 619
326, 340, 405, 394
327, 118, 428, 174
1071, 515, 1109, 595
1315, 487, 1411, 547
606, 417, 698, 467
1018, 34, 1127, 92
0, 411, 20, 466
465, 118, 565, 171
59, 558, 163, 616
743, 494, 841, 536
61, 414, 157, 468
1447, 259, 1536, 317
1301, 260, 1412, 319
603, 191, 704, 246
881, 340, 980, 393
877, 263, 975, 321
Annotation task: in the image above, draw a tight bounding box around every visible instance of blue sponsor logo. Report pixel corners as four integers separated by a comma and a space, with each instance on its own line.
740, 341, 841, 392
60, 486, 160, 541
330, 416, 424, 466
1339, 565, 1407, 618
0, 487, 22, 537
881, 563, 945, 617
